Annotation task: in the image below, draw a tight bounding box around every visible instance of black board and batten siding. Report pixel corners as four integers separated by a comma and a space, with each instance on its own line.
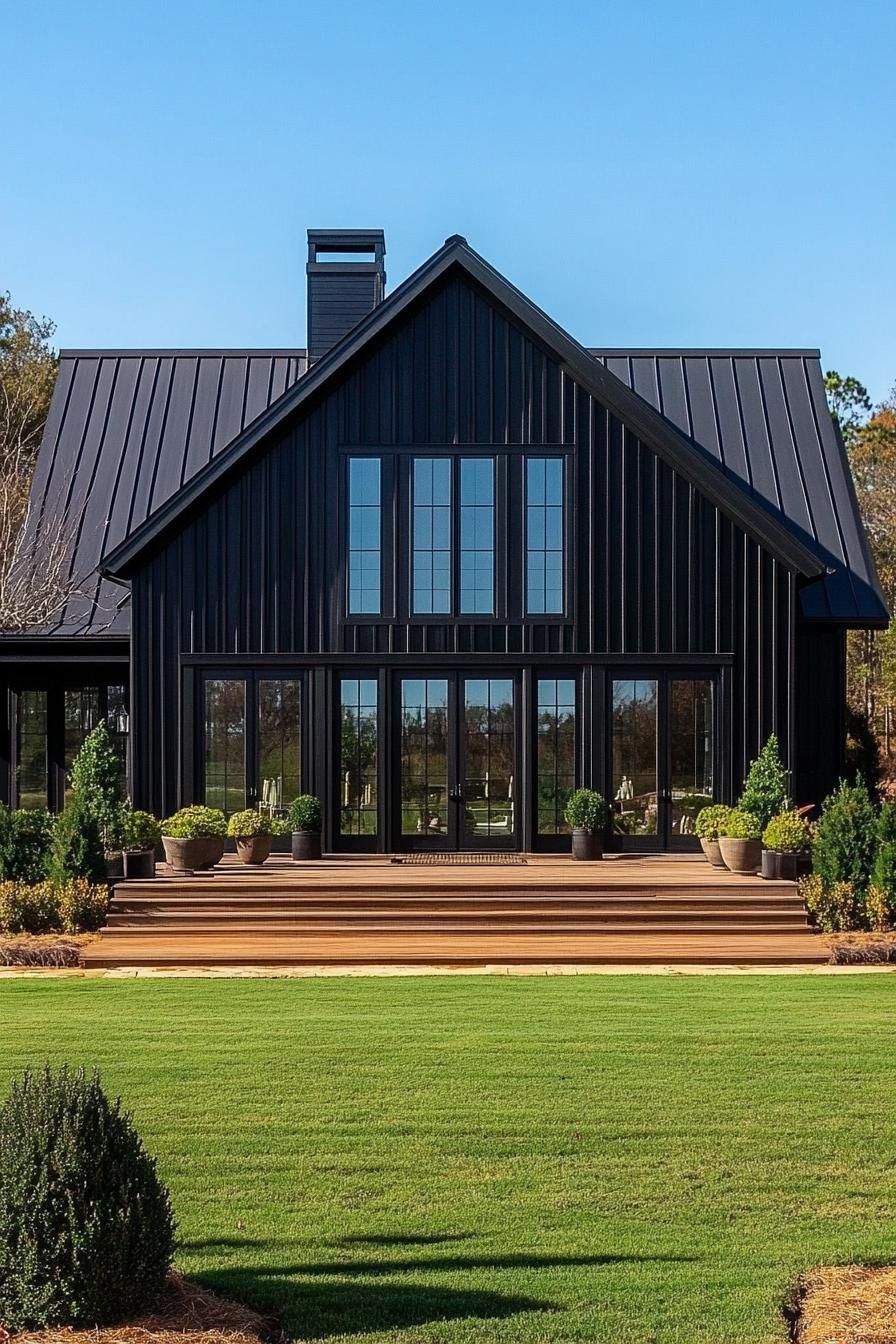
130, 274, 797, 822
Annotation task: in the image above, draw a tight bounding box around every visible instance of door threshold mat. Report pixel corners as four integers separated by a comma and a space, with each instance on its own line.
391, 853, 527, 865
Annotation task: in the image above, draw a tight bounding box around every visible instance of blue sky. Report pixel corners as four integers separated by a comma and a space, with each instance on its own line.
4, 0, 895, 400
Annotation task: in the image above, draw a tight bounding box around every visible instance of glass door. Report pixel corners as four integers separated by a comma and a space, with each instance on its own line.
396, 673, 518, 851
201, 672, 302, 823
460, 677, 516, 848
610, 673, 716, 849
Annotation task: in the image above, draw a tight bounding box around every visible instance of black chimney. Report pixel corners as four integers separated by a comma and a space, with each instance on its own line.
306, 229, 386, 361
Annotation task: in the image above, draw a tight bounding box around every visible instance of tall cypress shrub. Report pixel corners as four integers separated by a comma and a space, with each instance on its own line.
737, 734, 790, 829
812, 779, 878, 895
70, 723, 122, 844
49, 794, 106, 884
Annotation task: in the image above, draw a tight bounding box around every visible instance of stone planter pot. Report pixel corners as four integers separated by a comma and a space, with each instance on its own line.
571, 828, 603, 861
700, 837, 726, 868
760, 849, 812, 881
162, 835, 225, 874
123, 849, 155, 880
235, 835, 273, 866
292, 831, 322, 861
718, 837, 762, 874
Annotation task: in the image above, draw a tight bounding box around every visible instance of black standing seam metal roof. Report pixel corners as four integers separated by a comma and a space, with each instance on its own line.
21, 350, 308, 635
17, 241, 887, 639
590, 350, 887, 625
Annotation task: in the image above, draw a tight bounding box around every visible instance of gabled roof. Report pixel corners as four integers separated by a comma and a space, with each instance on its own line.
19, 235, 887, 638
102, 236, 825, 583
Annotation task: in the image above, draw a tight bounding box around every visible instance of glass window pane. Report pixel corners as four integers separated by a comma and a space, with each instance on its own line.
204, 679, 246, 815
348, 457, 381, 614
17, 690, 48, 809
400, 678, 448, 835
611, 680, 658, 836
670, 680, 714, 836
459, 457, 494, 614
463, 678, 515, 839
340, 678, 378, 837
526, 457, 564, 614
536, 678, 576, 835
413, 458, 452, 614
257, 680, 301, 818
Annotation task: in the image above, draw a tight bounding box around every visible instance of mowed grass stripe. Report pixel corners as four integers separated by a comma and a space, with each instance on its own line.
1, 976, 894, 1342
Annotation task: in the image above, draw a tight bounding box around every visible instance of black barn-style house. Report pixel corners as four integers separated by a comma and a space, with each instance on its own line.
1, 230, 887, 854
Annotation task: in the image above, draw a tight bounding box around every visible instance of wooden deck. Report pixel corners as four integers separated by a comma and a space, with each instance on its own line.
80, 855, 827, 969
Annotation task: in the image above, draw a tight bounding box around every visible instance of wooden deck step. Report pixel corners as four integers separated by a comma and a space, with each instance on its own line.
81, 929, 828, 968
80, 855, 824, 969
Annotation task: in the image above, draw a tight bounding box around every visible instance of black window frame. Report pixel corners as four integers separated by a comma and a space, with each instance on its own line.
339, 446, 571, 626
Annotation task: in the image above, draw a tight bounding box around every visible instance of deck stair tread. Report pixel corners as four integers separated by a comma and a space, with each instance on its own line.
81, 856, 825, 969
81, 931, 828, 968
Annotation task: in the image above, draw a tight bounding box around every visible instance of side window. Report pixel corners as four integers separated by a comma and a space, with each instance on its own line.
348, 457, 381, 615
526, 457, 564, 614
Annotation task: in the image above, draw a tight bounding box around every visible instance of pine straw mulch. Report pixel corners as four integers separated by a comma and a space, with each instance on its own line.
2, 1272, 284, 1344
0, 935, 94, 968
823, 932, 896, 965
791, 1265, 896, 1343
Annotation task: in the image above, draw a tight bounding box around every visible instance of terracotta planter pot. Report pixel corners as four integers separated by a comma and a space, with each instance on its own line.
123, 849, 155, 880
162, 835, 225, 874
700, 837, 726, 868
718, 836, 762, 874
235, 834, 272, 866
292, 831, 322, 861
571, 828, 603, 861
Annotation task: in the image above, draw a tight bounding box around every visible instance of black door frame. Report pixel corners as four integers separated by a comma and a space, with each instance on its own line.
392, 668, 522, 852
606, 667, 721, 852
194, 667, 306, 814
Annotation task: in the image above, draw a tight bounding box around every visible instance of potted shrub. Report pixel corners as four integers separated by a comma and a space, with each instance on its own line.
564, 789, 607, 861
121, 809, 162, 880
227, 809, 274, 866
289, 795, 322, 861
760, 809, 813, 880
736, 734, 790, 829
717, 808, 763, 873
694, 804, 734, 867
161, 805, 226, 874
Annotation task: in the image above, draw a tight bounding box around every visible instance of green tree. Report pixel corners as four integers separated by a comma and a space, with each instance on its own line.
736, 734, 789, 828
0, 291, 69, 631
70, 722, 122, 842
824, 369, 872, 449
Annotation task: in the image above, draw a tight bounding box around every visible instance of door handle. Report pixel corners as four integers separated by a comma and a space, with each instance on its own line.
448, 786, 464, 803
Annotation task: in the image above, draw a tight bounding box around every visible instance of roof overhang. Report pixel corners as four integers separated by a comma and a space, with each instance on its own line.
102, 236, 826, 581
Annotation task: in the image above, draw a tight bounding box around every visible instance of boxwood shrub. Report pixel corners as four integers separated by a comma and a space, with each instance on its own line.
0, 1066, 175, 1329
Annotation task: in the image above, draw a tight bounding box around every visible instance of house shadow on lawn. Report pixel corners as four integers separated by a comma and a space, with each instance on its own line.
200, 1267, 555, 1339
200, 1251, 696, 1340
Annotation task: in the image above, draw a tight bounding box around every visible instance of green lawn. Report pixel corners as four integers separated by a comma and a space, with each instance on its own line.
1, 975, 895, 1343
